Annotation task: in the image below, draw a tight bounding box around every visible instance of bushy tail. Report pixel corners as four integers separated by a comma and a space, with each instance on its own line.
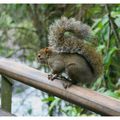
48, 17, 103, 79
48, 17, 91, 47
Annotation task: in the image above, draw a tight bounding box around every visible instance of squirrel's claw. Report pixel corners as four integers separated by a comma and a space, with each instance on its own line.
48, 74, 58, 81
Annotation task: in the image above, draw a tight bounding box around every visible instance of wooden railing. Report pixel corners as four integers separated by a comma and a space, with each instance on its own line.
0, 58, 120, 116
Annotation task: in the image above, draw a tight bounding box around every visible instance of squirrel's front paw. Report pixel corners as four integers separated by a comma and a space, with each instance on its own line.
48, 74, 58, 81
48, 74, 53, 80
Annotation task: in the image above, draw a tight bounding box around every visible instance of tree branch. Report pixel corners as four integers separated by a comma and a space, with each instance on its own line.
105, 4, 120, 48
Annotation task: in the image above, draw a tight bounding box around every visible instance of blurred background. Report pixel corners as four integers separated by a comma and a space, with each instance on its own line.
0, 4, 120, 116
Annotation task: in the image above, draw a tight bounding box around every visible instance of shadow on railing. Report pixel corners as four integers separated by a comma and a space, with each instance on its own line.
0, 58, 120, 116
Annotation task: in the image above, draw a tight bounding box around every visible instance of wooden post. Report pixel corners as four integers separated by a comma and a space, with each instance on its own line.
0, 108, 15, 116
1, 76, 12, 113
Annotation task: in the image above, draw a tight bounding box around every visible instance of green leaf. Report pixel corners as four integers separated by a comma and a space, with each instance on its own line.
115, 17, 120, 27
104, 47, 118, 69
42, 96, 55, 102
27, 108, 32, 115
111, 11, 120, 18
97, 45, 105, 52
103, 90, 120, 99
48, 98, 60, 114
92, 19, 102, 30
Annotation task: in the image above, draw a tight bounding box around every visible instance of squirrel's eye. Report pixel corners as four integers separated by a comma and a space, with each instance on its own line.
38, 55, 41, 58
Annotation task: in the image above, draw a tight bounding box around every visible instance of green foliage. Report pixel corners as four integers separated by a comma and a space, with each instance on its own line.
27, 108, 33, 115
62, 105, 82, 116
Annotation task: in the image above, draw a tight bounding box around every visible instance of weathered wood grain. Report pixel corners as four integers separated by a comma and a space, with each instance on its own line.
0, 58, 120, 116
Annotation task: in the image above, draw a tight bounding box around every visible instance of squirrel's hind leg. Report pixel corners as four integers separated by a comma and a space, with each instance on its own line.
57, 75, 77, 89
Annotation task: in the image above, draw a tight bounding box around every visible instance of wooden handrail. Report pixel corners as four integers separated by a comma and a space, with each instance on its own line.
0, 58, 120, 116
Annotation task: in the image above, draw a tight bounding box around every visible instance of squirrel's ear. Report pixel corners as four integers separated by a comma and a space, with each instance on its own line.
44, 48, 49, 53
45, 47, 52, 55
45, 48, 52, 56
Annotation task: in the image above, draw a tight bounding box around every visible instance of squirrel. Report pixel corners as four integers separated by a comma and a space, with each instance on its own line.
37, 17, 103, 88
